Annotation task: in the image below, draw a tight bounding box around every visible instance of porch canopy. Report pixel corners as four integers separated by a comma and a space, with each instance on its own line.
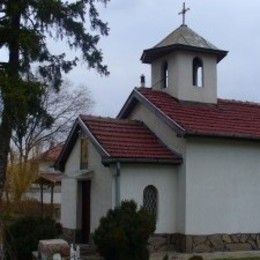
34, 172, 63, 216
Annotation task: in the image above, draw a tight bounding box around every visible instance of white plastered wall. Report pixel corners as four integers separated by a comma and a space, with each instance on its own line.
128, 103, 186, 233
151, 51, 218, 104
128, 103, 185, 154
61, 138, 114, 233
120, 164, 178, 233
185, 137, 260, 234
61, 138, 80, 229
88, 142, 113, 233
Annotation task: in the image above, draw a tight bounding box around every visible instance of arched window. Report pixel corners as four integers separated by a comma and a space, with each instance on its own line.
143, 185, 158, 218
162, 62, 169, 89
193, 57, 203, 87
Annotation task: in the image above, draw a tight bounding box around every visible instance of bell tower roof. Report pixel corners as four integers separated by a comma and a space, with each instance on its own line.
141, 25, 228, 64
155, 25, 218, 50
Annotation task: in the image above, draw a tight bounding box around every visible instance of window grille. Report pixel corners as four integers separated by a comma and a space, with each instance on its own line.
143, 185, 158, 218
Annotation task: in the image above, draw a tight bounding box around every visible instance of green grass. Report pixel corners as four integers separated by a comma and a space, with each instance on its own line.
215, 256, 260, 260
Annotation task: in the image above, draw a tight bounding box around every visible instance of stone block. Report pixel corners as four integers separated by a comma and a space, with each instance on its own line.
193, 244, 211, 253
193, 236, 207, 246
38, 239, 70, 258
149, 235, 171, 252
186, 236, 193, 253
226, 243, 252, 251
248, 239, 257, 250
180, 236, 187, 252
240, 234, 248, 243
256, 235, 260, 249
208, 235, 224, 251
222, 234, 232, 243
230, 234, 240, 243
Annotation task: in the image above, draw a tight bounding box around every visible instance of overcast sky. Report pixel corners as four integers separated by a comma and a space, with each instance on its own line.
3, 1, 260, 117
79, 0, 260, 116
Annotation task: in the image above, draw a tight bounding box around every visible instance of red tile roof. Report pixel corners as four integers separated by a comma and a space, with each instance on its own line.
79, 115, 182, 163
40, 144, 63, 162
137, 87, 260, 139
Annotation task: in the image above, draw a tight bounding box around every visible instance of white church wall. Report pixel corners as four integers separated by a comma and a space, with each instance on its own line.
61, 138, 81, 230
87, 142, 113, 233
151, 51, 217, 104
64, 138, 81, 177
61, 177, 78, 229
128, 102, 186, 154
172, 51, 217, 104
128, 102, 187, 233
185, 137, 260, 234
61, 137, 114, 232
120, 164, 178, 234
176, 155, 187, 234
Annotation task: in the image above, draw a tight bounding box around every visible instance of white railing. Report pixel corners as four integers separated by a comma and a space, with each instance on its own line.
70, 244, 80, 260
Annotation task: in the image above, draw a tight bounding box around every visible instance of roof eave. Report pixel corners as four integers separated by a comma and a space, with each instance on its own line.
54, 120, 80, 172
55, 117, 110, 172
102, 156, 182, 166
185, 131, 260, 141
141, 44, 228, 64
118, 88, 186, 137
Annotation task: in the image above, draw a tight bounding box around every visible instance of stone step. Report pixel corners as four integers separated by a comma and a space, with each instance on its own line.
79, 244, 98, 256
80, 255, 103, 260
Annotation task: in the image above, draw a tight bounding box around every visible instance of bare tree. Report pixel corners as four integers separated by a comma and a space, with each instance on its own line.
11, 81, 94, 163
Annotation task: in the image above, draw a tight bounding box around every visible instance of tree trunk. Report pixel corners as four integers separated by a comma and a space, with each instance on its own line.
0, 108, 12, 201
0, 0, 21, 201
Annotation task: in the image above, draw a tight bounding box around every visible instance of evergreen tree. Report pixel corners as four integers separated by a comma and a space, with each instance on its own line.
0, 0, 109, 199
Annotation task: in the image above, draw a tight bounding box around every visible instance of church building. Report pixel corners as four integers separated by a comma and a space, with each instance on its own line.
55, 9, 260, 253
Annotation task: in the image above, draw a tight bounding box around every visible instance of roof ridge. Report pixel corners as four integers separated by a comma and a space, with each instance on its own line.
153, 25, 182, 48
132, 87, 260, 140
218, 98, 260, 107
79, 114, 142, 124
154, 25, 219, 50
136, 87, 260, 107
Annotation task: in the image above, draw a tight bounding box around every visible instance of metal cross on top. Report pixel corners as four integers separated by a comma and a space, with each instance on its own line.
178, 2, 190, 26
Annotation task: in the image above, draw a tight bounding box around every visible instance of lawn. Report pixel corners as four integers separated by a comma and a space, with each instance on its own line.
215, 256, 260, 260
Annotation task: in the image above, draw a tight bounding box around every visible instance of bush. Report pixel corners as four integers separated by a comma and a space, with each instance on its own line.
5, 216, 62, 260
0, 199, 56, 219
93, 200, 156, 260
189, 256, 204, 260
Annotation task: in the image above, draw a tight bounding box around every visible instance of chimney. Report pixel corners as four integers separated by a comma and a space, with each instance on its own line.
140, 74, 145, 87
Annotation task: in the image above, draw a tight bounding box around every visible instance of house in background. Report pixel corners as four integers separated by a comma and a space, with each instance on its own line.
55, 18, 260, 253
29, 144, 63, 219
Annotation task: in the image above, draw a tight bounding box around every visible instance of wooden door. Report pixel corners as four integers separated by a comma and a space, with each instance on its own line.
81, 180, 91, 243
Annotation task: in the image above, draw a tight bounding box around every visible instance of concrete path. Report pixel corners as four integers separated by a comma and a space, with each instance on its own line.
151, 250, 260, 260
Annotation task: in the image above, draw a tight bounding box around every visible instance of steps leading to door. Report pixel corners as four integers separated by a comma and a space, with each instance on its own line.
79, 244, 102, 259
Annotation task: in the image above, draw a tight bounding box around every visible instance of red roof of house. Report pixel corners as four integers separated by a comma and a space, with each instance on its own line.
79, 115, 182, 163
34, 172, 63, 185
40, 144, 63, 162
137, 87, 260, 139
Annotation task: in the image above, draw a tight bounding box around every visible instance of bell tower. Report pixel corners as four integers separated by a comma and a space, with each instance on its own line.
141, 4, 228, 104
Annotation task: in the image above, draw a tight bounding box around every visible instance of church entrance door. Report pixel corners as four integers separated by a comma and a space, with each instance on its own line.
81, 180, 91, 243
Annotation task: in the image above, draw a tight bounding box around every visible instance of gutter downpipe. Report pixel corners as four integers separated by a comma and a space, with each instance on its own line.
115, 162, 121, 207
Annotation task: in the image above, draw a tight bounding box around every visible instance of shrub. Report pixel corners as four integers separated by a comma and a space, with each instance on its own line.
93, 200, 156, 260
189, 256, 204, 260
5, 216, 62, 260
0, 199, 55, 219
